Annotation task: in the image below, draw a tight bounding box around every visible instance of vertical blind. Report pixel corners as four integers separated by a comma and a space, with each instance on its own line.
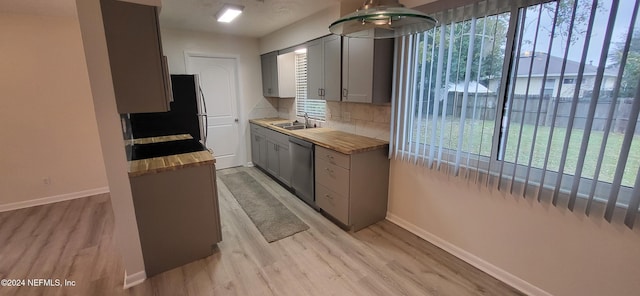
391, 0, 640, 228
295, 52, 326, 120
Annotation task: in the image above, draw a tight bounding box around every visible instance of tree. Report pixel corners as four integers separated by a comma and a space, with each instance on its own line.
609, 29, 640, 97
414, 13, 510, 99
541, 0, 601, 46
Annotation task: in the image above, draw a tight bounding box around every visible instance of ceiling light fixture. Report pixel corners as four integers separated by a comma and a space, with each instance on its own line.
216, 4, 244, 23
329, 0, 437, 39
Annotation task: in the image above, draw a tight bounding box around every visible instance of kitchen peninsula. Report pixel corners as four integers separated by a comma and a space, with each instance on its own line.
126, 135, 222, 277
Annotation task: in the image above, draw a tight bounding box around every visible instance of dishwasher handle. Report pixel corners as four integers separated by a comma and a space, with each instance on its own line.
289, 136, 313, 149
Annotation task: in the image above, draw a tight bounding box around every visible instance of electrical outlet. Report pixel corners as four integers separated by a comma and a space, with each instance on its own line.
43, 177, 51, 185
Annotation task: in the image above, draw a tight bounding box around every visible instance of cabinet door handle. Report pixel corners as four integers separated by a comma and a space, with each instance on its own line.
318, 89, 322, 96
325, 167, 333, 174
326, 154, 334, 159
342, 88, 348, 98
325, 194, 333, 200
321, 88, 325, 96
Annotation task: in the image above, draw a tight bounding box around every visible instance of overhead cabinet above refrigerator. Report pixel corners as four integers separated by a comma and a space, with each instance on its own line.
100, 0, 172, 114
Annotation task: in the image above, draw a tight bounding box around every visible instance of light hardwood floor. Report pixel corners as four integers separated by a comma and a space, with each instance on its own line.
0, 167, 524, 296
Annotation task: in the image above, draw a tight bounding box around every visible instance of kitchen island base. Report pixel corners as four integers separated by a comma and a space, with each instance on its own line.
130, 163, 222, 277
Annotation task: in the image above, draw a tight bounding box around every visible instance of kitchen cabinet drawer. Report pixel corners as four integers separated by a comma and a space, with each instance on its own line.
265, 128, 289, 146
317, 184, 349, 225
315, 158, 350, 197
251, 124, 267, 135
316, 146, 350, 170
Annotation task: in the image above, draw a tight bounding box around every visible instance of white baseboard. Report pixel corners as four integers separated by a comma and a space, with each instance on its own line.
124, 270, 146, 289
0, 187, 110, 212
385, 212, 552, 296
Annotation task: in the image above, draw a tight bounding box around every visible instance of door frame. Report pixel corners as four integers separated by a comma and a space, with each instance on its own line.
184, 51, 246, 168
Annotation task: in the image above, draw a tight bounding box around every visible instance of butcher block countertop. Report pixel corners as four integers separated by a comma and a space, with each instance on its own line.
127, 135, 215, 177
249, 118, 388, 155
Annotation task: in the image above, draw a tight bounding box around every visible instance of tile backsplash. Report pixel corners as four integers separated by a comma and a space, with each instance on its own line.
277, 99, 391, 141
249, 97, 279, 119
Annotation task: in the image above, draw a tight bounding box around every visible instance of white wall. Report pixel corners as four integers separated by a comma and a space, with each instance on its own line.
259, 5, 340, 54
0, 13, 108, 207
160, 27, 278, 164
388, 160, 640, 296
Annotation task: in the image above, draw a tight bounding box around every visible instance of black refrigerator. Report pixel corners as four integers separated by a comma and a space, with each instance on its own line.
129, 75, 207, 146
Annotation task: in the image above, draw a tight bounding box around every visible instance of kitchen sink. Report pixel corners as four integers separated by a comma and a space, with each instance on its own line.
272, 122, 313, 130
283, 125, 307, 130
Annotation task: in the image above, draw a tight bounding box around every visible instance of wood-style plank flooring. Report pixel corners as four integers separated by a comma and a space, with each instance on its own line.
0, 167, 524, 296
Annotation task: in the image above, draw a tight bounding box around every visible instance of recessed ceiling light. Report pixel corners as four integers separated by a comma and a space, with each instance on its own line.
216, 4, 244, 23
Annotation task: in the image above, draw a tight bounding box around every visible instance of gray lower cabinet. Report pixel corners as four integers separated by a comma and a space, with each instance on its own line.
266, 138, 279, 176
129, 163, 222, 277
315, 146, 389, 231
277, 143, 291, 186
250, 123, 291, 186
100, 0, 171, 114
251, 124, 268, 168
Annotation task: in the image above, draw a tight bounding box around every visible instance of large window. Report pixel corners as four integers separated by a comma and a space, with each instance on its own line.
295, 52, 325, 120
392, 0, 640, 228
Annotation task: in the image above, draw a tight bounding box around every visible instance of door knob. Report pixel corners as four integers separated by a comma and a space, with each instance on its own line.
234, 118, 239, 122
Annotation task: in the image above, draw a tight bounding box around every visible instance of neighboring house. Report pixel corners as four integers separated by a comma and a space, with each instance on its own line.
488, 52, 618, 98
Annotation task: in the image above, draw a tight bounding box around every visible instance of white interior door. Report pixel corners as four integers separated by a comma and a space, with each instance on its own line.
186, 55, 241, 169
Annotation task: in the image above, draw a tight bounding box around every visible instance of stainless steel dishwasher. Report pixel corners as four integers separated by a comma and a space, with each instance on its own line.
289, 136, 317, 209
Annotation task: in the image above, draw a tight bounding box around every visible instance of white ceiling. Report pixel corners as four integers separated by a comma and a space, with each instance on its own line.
0, 0, 431, 38
159, 0, 340, 38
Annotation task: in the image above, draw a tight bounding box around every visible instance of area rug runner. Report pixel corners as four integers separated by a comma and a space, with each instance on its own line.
219, 171, 309, 243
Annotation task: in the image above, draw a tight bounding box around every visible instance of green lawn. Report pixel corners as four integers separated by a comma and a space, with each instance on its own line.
410, 117, 640, 187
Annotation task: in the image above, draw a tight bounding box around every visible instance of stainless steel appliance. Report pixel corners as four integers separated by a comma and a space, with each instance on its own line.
289, 136, 317, 209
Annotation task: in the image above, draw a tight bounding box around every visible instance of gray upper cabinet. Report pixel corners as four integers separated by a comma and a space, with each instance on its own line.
261, 52, 296, 98
261, 52, 279, 97
342, 37, 393, 104
306, 39, 324, 100
100, 0, 171, 114
306, 35, 342, 101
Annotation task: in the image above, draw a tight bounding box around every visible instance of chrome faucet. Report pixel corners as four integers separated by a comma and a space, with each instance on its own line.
304, 112, 309, 128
